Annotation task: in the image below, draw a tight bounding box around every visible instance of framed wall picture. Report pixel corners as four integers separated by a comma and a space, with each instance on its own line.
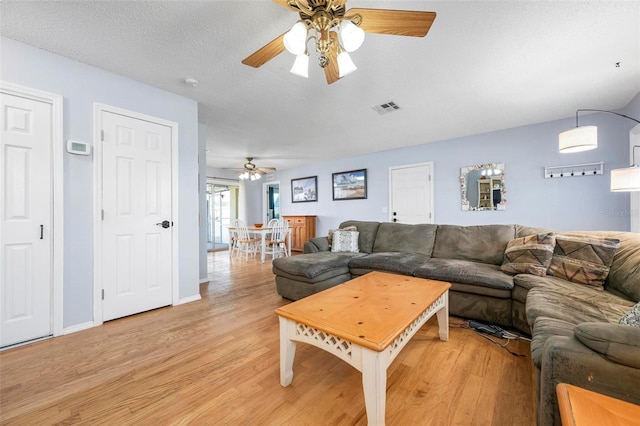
332, 169, 367, 200
291, 176, 318, 203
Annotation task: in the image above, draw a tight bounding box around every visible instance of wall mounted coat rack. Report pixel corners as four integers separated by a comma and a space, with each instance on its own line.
544, 161, 604, 179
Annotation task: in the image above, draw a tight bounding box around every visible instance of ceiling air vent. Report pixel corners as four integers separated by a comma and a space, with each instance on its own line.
372, 101, 400, 115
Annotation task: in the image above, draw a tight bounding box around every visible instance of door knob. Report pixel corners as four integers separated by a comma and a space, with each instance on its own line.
156, 220, 171, 229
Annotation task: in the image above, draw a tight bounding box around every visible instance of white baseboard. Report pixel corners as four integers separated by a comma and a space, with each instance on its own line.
63, 321, 95, 335
199, 277, 210, 284
177, 294, 201, 305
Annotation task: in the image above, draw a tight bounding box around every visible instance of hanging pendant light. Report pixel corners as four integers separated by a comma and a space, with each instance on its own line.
559, 126, 598, 153
611, 146, 640, 192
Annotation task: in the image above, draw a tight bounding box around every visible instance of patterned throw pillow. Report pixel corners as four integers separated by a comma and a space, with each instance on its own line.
547, 234, 620, 289
619, 302, 640, 327
501, 232, 556, 276
331, 230, 359, 253
328, 225, 357, 245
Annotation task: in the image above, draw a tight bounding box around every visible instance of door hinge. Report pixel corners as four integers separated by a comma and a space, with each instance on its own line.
101, 289, 105, 300
429, 212, 432, 219
429, 175, 432, 182
101, 209, 104, 220
100, 130, 104, 141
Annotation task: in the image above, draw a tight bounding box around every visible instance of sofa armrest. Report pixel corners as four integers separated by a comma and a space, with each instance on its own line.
303, 236, 330, 253
538, 335, 640, 426
574, 322, 640, 369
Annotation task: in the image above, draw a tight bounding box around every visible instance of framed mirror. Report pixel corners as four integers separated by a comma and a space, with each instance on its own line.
460, 163, 506, 211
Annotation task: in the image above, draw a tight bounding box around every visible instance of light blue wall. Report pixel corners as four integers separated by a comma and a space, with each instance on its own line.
245, 93, 640, 236
198, 123, 208, 282
1, 37, 200, 328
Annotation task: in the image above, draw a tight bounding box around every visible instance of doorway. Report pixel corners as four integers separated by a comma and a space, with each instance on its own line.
263, 181, 280, 223
1, 83, 63, 348
206, 180, 239, 251
93, 103, 179, 324
389, 162, 434, 224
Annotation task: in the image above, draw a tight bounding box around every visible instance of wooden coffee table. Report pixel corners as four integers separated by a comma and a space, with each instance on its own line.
275, 271, 451, 426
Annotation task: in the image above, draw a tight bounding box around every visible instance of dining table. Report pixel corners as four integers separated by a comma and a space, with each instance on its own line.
227, 225, 291, 263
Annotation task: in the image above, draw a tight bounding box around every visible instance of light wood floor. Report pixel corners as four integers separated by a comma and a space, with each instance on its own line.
0, 252, 535, 425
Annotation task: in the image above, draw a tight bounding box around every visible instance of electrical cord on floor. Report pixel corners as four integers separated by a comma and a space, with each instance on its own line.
476, 332, 526, 358
455, 320, 530, 358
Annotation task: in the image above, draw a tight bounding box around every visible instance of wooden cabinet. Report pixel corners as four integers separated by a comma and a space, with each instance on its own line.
282, 215, 316, 252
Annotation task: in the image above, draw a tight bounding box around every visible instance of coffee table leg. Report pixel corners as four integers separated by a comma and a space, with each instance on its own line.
436, 291, 449, 341
361, 348, 387, 426
279, 317, 297, 386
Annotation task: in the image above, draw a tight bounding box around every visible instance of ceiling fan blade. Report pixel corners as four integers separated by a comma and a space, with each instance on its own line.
344, 8, 436, 37
324, 32, 341, 85
272, 0, 308, 12
258, 167, 277, 173
242, 33, 287, 68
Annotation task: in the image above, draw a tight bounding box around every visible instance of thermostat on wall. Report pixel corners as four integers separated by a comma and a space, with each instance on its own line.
67, 140, 91, 155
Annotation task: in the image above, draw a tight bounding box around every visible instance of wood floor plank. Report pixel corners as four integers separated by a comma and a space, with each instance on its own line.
0, 252, 535, 425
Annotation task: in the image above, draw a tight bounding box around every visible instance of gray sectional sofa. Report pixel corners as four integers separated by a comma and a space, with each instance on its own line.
271, 220, 640, 426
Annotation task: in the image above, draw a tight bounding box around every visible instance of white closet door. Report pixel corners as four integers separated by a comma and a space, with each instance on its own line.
1, 92, 52, 347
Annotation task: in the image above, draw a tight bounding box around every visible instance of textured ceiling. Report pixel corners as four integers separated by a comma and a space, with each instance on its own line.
1, 1, 639, 172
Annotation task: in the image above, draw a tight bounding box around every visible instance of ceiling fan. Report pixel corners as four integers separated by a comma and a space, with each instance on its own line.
227, 157, 277, 181
242, 0, 436, 84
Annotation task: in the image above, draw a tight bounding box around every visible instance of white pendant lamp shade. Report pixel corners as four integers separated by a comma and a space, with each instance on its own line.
283, 21, 308, 55
337, 51, 357, 77
559, 126, 598, 153
340, 20, 365, 52
611, 166, 640, 191
290, 53, 309, 78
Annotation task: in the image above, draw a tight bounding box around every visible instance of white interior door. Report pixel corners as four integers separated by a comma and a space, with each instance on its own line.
0, 92, 52, 347
389, 162, 434, 224
100, 111, 172, 321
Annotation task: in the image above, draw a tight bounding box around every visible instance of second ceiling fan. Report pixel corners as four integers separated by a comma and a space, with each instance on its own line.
242, 0, 436, 84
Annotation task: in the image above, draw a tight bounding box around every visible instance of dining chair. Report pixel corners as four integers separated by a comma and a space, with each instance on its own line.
231, 219, 260, 260
264, 219, 289, 260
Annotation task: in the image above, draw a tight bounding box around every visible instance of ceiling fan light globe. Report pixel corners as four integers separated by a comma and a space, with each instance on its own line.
290, 53, 309, 78
340, 20, 365, 52
283, 21, 308, 55
337, 51, 357, 77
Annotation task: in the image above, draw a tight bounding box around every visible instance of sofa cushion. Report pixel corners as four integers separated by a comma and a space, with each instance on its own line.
515, 224, 554, 238
328, 225, 357, 245
348, 252, 431, 276
512, 274, 571, 304
372, 222, 437, 255
339, 220, 381, 254
525, 285, 634, 328
413, 258, 514, 290
501, 232, 556, 276
431, 224, 515, 265
331, 230, 359, 253
574, 322, 640, 368
272, 252, 363, 281
547, 234, 620, 290
599, 231, 640, 302
619, 302, 640, 327
530, 316, 575, 368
